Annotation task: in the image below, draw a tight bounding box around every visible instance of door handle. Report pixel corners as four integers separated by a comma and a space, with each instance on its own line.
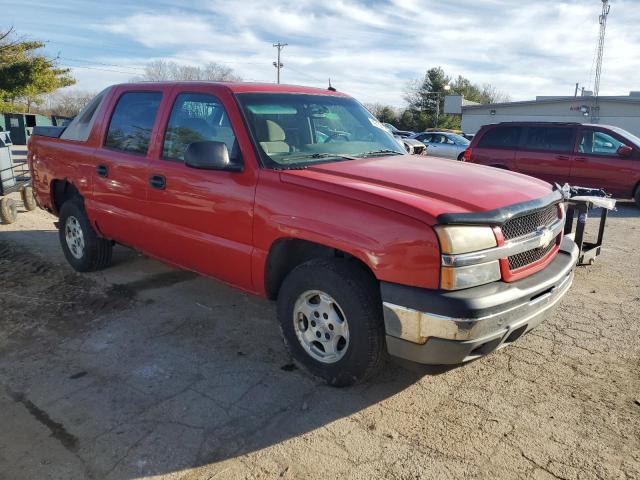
149, 174, 166, 190
556, 155, 570, 161
96, 164, 108, 177
574, 157, 588, 163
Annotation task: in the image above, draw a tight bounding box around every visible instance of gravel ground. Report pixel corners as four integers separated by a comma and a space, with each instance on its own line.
0, 185, 638, 479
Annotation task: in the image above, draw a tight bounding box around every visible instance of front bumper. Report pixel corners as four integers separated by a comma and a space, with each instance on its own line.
382, 237, 578, 364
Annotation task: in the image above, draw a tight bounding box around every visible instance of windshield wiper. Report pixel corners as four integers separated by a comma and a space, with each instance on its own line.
359, 149, 404, 157
285, 152, 358, 162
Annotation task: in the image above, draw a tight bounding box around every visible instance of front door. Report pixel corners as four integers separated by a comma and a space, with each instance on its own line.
571, 127, 639, 196
425, 133, 457, 159
514, 125, 575, 184
91, 89, 164, 247
143, 88, 257, 289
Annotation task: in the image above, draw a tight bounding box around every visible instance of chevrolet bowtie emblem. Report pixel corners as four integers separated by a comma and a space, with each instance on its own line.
538, 227, 554, 248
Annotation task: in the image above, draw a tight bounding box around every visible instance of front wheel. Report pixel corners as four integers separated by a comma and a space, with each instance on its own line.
277, 258, 385, 386
634, 185, 640, 209
58, 199, 113, 272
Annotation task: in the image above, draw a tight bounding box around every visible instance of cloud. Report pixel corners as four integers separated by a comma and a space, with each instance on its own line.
59, 0, 640, 106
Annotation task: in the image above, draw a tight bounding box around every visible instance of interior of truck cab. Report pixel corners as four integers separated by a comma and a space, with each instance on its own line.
236, 93, 405, 168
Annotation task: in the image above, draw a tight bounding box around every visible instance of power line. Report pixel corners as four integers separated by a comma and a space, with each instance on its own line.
60, 64, 140, 75
60, 57, 144, 72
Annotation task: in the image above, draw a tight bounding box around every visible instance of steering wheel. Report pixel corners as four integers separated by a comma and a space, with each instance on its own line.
325, 132, 350, 143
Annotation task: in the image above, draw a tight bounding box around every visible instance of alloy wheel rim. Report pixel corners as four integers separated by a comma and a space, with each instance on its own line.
292, 290, 349, 364
65, 216, 85, 259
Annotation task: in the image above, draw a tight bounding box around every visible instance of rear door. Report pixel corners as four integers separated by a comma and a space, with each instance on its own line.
471, 125, 522, 169
514, 126, 575, 184
91, 88, 164, 247
571, 127, 639, 196
142, 86, 258, 289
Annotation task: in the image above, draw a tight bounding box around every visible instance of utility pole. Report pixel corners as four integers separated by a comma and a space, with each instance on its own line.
272, 42, 287, 84
592, 0, 610, 122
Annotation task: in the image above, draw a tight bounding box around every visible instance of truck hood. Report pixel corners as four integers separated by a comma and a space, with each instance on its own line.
280, 155, 553, 223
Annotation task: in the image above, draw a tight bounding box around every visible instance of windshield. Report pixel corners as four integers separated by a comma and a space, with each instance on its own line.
236, 93, 406, 168
609, 126, 640, 148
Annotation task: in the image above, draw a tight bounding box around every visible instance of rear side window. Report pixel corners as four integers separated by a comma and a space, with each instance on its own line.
60, 89, 108, 142
105, 92, 162, 155
523, 127, 574, 153
477, 126, 522, 148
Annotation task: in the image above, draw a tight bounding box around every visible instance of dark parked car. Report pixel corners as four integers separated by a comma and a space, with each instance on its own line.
464, 122, 640, 206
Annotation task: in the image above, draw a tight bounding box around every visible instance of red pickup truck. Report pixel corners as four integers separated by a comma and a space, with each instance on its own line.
29, 82, 578, 386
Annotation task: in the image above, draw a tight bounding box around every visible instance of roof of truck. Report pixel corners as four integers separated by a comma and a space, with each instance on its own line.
117, 81, 350, 97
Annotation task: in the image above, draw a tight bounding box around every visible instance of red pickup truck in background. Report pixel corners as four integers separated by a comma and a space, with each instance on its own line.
29, 82, 578, 386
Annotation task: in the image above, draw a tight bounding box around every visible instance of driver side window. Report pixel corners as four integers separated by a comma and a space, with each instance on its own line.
579, 130, 624, 156
163, 93, 238, 162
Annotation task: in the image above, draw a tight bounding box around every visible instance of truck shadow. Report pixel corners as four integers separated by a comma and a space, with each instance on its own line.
607, 200, 639, 218
0, 230, 454, 479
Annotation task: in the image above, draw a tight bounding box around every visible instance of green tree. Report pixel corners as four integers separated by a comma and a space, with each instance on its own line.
363, 103, 398, 124
405, 67, 509, 131
0, 27, 75, 112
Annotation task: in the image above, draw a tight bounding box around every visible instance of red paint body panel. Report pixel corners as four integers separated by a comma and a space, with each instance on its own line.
29, 82, 561, 297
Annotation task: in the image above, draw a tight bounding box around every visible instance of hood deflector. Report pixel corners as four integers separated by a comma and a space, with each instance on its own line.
436, 188, 564, 226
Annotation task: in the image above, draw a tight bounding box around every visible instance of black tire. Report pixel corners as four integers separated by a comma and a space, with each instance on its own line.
634, 186, 640, 209
277, 258, 385, 387
0, 197, 17, 224
58, 198, 113, 272
21, 186, 37, 211
457, 152, 465, 161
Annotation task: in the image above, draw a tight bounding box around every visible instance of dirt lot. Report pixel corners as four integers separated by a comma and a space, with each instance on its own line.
0, 186, 638, 479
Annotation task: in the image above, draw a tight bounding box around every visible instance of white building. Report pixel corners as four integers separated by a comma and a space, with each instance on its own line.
445, 92, 640, 137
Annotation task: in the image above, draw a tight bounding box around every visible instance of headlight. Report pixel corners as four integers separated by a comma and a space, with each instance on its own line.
434, 225, 497, 254
435, 225, 501, 290
441, 261, 502, 290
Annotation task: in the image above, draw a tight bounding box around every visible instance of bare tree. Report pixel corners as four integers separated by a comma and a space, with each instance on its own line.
137, 60, 242, 82
47, 90, 97, 117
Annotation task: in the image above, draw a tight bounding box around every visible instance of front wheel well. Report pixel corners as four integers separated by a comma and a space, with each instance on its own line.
51, 179, 81, 214
264, 238, 375, 300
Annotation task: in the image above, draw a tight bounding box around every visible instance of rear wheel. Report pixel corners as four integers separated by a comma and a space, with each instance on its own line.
277, 258, 385, 387
0, 197, 17, 224
58, 198, 113, 272
457, 152, 465, 161
634, 185, 640, 209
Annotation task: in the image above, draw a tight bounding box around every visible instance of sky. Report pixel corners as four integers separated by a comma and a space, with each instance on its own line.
4, 0, 640, 107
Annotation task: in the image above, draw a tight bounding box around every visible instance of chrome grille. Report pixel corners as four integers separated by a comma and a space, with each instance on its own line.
508, 235, 558, 270
501, 204, 559, 240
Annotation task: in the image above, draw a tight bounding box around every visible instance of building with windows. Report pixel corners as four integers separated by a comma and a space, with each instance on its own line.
444, 92, 640, 137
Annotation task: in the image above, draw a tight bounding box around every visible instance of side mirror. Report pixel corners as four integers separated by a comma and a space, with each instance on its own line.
617, 145, 633, 157
184, 141, 242, 171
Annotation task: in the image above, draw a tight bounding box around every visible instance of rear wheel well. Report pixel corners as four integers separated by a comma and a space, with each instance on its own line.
51, 180, 81, 213
265, 238, 375, 300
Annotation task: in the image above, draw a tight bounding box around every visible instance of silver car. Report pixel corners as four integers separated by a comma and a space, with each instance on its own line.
410, 131, 470, 160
